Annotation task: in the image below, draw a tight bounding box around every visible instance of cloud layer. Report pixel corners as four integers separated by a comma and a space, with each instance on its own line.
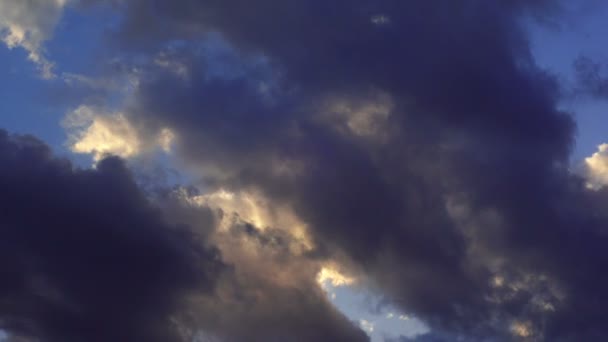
3, 0, 608, 341
99, 0, 607, 339
0, 130, 224, 341
0, 130, 367, 341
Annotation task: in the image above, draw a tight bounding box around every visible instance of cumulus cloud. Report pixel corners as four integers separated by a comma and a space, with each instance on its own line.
63, 105, 141, 160
317, 266, 356, 288
153, 186, 369, 341
7, 0, 608, 340
0, 129, 224, 341
581, 143, 608, 189
0, 0, 68, 78
0, 129, 368, 341
91, 0, 608, 339
63, 105, 175, 162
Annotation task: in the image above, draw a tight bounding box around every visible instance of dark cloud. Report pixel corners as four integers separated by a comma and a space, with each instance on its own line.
75, 0, 608, 339
0, 130, 223, 341
15, 0, 608, 340
153, 190, 370, 342
0, 130, 368, 341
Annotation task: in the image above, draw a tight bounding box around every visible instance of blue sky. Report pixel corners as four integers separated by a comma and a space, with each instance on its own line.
2, 1, 608, 341
527, 3, 608, 160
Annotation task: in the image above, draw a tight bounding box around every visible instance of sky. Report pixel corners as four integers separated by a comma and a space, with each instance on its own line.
1, 1, 608, 341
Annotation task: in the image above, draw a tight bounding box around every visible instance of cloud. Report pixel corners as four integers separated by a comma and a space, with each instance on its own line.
360, 319, 375, 333
0, 129, 224, 341
319, 91, 393, 142
100, 0, 608, 338
510, 321, 535, 339
154, 187, 369, 341
100, 1, 578, 338
63, 105, 142, 161
580, 143, 608, 189
9, 0, 608, 340
63, 105, 175, 162
317, 266, 356, 288
0, 129, 368, 341
0, 0, 68, 78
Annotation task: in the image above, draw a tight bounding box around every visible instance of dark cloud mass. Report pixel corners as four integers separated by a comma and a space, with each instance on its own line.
0, 130, 223, 341
4, 0, 608, 341
95, 0, 608, 340
0, 131, 367, 341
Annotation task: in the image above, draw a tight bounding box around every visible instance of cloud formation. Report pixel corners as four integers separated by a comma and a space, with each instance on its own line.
579, 143, 608, 190
0, 130, 367, 341
83, 0, 608, 339
0, 0, 67, 78
153, 187, 370, 341
5, 0, 608, 340
63, 105, 142, 161
63, 105, 176, 162
0, 130, 223, 341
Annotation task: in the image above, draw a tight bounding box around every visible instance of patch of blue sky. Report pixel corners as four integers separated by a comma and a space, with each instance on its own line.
0, 46, 64, 146
527, 2, 608, 161
321, 280, 429, 341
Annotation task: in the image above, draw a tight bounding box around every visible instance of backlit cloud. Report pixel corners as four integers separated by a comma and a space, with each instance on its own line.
582, 143, 608, 189
317, 266, 357, 291
4, 0, 608, 341
63, 105, 175, 162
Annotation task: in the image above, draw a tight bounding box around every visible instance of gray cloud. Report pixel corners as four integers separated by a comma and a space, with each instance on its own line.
5, 0, 608, 340
94, 1, 608, 339
0, 130, 367, 341
0, 130, 224, 341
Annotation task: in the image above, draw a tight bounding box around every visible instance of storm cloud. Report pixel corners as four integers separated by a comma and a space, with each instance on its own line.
0, 130, 223, 341
3, 0, 608, 341
85, 0, 608, 340
0, 130, 367, 341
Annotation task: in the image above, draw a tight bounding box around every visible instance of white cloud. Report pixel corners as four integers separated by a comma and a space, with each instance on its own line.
63, 105, 141, 161
63, 105, 175, 162
359, 319, 375, 333
581, 143, 608, 190
179, 187, 315, 255
0, 0, 68, 78
316, 266, 356, 288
